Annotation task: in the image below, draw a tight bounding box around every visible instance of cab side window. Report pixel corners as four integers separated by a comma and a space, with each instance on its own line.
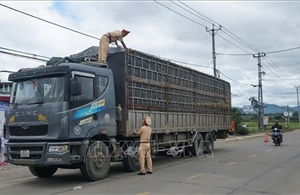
75, 75, 94, 101
97, 75, 108, 96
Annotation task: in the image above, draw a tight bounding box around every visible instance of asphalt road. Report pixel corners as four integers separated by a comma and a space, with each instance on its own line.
1, 130, 300, 195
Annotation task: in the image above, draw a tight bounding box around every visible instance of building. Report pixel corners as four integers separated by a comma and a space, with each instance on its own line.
0, 81, 12, 130
0, 81, 12, 102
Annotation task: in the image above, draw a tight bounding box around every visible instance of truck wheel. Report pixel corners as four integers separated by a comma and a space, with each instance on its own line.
205, 133, 214, 154
122, 142, 140, 172
185, 133, 204, 157
29, 166, 58, 178
80, 141, 110, 181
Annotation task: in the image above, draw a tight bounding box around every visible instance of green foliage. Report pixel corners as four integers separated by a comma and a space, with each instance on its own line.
235, 125, 249, 135
231, 107, 243, 130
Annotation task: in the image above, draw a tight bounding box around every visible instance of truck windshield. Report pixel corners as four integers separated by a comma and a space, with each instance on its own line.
12, 76, 65, 105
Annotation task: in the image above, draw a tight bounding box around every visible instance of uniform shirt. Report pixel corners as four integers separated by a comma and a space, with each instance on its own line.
108, 30, 123, 43
136, 125, 152, 142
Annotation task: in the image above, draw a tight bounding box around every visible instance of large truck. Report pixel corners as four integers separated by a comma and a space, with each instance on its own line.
4, 47, 231, 181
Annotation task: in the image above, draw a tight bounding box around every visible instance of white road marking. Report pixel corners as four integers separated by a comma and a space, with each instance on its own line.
226, 162, 237, 166
137, 192, 150, 195
187, 173, 203, 179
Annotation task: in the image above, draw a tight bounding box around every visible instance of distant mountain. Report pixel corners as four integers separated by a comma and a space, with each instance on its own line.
238, 103, 300, 114
264, 104, 297, 114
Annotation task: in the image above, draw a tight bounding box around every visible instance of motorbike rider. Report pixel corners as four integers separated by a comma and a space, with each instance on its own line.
271, 119, 283, 142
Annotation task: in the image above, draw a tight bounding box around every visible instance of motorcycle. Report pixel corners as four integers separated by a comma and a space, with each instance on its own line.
271, 128, 282, 146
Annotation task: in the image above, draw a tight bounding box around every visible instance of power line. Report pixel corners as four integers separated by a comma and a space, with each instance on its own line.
262, 59, 299, 87
0, 50, 48, 62
231, 93, 250, 101
177, 1, 261, 53
264, 25, 300, 50
219, 71, 251, 86
169, 0, 213, 25
0, 3, 99, 40
264, 56, 299, 86
265, 46, 300, 54
221, 27, 261, 53
0, 46, 49, 59
153, 0, 208, 28
264, 78, 300, 81
169, 59, 211, 68
217, 34, 253, 54
219, 30, 259, 53
217, 53, 252, 56
218, 46, 300, 56
177, 0, 219, 25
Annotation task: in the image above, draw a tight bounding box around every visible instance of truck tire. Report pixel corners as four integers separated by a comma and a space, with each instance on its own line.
29, 166, 58, 178
122, 142, 140, 172
80, 141, 110, 181
191, 133, 205, 157
205, 133, 214, 154
185, 133, 204, 157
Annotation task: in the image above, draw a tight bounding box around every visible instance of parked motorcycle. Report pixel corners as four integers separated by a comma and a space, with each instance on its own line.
271, 128, 282, 146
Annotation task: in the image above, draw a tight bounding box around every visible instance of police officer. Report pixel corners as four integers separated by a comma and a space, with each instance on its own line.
133, 116, 153, 175
98, 29, 130, 64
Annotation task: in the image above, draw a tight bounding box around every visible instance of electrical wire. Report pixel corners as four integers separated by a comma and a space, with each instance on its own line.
0, 46, 49, 59
261, 60, 299, 87
217, 34, 253, 54
218, 45, 300, 56
219, 71, 251, 86
3, 2, 299, 98
264, 57, 299, 86
0, 3, 99, 40
217, 53, 252, 56
0, 50, 48, 62
170, 0, 213, 26
265, 46, 300, 54
176, 0, 261, 53
153, 0, 208, 28
264, 25, 300, 50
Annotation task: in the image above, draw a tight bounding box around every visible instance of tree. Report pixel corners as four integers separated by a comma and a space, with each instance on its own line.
231, 107, 242, 129
231, 107, 249, 135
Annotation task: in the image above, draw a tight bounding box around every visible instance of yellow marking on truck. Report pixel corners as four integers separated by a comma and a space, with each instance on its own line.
9, 116, 15, 123
249, 154, 257, 158
225, 162, 236, 166
38, 114, 47, 122
137, 192, 150, 195
187, 173, 203, 179
79, 116, 93, 125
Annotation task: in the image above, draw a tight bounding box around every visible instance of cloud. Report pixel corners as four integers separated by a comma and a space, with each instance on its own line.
1, 1, 300, 108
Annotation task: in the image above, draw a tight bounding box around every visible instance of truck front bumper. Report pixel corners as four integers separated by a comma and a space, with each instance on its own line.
4, 141, 83, 166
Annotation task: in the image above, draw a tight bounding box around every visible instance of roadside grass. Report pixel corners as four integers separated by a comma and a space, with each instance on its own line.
240, 121, 300, 135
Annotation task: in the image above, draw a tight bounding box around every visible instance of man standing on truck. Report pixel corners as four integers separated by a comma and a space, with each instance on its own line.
98, 29, 130, 64
134, 116, 153, 175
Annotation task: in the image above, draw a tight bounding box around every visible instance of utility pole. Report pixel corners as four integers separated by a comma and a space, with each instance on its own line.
253, 52, 266, 130
286, 105, 290, 128
295, 86, 300, 127
206, 24, 221, 78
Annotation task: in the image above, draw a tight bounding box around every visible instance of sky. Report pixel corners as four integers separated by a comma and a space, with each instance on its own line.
0, 1, 300, 108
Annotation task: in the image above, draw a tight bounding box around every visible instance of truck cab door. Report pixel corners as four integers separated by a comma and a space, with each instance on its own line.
68, 72, 98, 138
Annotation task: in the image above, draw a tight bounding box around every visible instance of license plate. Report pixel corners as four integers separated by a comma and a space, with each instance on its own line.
20, 150, 30, 157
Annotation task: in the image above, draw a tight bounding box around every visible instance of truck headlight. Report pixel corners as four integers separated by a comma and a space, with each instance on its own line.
48, 145, 69, 153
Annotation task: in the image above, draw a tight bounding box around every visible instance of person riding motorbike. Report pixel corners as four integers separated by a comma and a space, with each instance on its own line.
271, 119, 283, 142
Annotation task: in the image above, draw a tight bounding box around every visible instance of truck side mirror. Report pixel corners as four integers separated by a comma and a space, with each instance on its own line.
70, 80, 82, 96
